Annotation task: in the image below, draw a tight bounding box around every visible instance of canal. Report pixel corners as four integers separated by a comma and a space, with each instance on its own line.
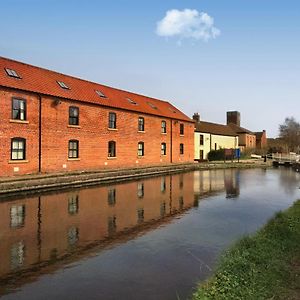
0, 168, 299, 299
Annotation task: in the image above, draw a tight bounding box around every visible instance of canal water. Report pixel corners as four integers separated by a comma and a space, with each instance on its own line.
0, 168, 299, 300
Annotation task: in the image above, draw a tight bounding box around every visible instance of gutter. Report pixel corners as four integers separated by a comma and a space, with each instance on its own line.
170, 119, 173, 163
38, 94, 42, 173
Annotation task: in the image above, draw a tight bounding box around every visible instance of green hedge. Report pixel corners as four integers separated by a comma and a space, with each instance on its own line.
207, 149, 225, 161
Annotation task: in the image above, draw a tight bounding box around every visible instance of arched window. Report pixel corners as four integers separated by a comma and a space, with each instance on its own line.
108, 112, 117, 129
108, 141, 116, 157
138, 142, 144, 156
138, 117, 145, 131
12, 98, 26, 121
180, 123, 184, 135
180, 143, 184, 155
161, 143, 167, 155
69, 106, 79, 125
161, 121, 167, 133
11, 138, 26, 160
69, 140, 79, 158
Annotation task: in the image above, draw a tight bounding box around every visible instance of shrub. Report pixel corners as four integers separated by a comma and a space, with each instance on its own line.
207, 149, 225, 161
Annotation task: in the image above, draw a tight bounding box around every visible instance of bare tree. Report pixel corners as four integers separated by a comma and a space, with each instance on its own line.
279, 117, 300, 153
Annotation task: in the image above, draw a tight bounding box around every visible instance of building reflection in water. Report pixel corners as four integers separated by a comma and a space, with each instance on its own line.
0, 169, 239, 281
193, 169, 240, 203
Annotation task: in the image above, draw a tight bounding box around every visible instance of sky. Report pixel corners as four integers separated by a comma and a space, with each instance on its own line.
1, 0, 300, 138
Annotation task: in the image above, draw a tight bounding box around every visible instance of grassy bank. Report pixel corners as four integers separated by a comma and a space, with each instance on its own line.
193, 200, 300, 300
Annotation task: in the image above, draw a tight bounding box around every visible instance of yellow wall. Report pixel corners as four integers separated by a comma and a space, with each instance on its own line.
195, 132, 238, 160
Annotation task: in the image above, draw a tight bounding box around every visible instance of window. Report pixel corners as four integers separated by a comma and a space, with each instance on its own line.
160, 202, 166, 217
67, 227, 79, 246
69, 106, 79, 125
200, 150, 204, 160
200, 134, 204, 146
57, 81, 69, 89
137, 208, 144, 224
161, 121, 167, 133
108, 141, 116, 157
11, 138, 26, 160
68, 195, 79, 215
108, 216, 117, 235
138, 142, 144, 156
12, 98, 26, 120
161, 143, 167, 155
179, 196, 184, 209
96, 90, 106, 98
138, 117, 145, 131
180, 143, 184, 155
108, 112, 116, 129
215, 143, 217, 150
68, 140, 79, 158
10, 241, 25, 270
10, 205, 25, 228
179, 174, 184, 189
137, 182, 144, 198
147, 102, 157, 109
180, 123, 184, 135
127, 98, 137, 105
5, 68, 21, 79
137, 183, 144, 198
161, 177, 166, 193
108, 188, 116, 206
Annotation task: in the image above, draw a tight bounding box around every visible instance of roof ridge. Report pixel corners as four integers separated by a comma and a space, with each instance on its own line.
0, 56, 170, 105
200, 120, 231, 127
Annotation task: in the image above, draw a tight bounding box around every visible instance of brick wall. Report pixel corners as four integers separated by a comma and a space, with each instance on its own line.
0, 87, 194, 176
0, 88, 40, 176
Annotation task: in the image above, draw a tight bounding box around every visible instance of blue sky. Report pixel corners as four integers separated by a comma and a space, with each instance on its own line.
1, 0, 300, 137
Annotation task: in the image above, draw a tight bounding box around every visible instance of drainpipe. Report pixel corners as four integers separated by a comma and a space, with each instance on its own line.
38, 94, 42, 173
170, 119, 173, 163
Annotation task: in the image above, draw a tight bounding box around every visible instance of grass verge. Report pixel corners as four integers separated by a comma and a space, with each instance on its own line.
193, 200, 300, 300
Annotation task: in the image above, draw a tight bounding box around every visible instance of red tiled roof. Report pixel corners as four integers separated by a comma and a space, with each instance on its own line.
0, 57, 192, 122
195, 121, 237, 136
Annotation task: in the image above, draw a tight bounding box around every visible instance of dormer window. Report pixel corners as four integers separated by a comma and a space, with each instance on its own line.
5, 68, 21, 79
127, 98, 137, 105
57, 81, 70, 89
147, 102, 157, 109
96, 90, 107, 98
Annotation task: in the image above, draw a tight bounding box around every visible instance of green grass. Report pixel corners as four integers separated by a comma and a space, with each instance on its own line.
193, 200, 300, 300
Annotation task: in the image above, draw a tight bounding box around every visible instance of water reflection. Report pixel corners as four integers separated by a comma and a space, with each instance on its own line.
0, 170, 238, 282
193, 169, 240, 201
0, 173, 196, 281
0, 168, 299, 299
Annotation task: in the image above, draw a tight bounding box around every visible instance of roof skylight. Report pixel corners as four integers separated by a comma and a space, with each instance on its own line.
57, 81, 70, 89
147, 102, 157, 109
168, 107, 177, 113
5, 68, 21, 79
126, 98, 137, 105
96, 90, 107, 98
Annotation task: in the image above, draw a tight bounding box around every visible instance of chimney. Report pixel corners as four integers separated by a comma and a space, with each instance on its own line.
192, 113, 200, 123
227, 111, 240, 126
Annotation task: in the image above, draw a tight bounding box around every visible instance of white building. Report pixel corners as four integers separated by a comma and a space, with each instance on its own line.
193, 113, 239, 160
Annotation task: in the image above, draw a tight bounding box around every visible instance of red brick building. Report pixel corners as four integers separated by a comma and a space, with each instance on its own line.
227, 111, 259, 151
0, 57, 194, 177
255, 130, 267, 149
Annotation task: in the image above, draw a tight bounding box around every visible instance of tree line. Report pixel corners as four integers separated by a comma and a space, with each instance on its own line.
278, 117, 300, 153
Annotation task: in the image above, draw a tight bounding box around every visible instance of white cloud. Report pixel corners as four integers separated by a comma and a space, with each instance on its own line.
156, 9, 220, 43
